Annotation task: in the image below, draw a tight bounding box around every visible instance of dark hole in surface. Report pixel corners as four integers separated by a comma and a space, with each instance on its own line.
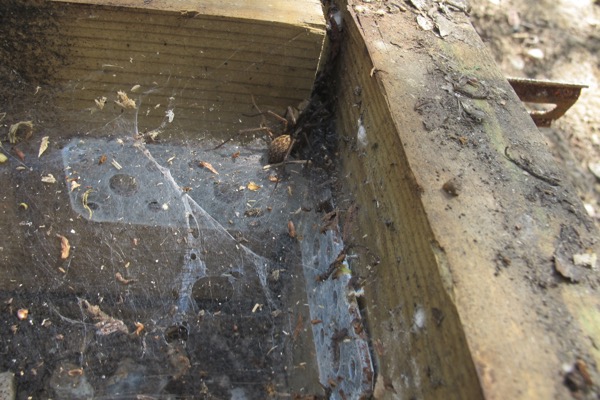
148, 201, 161, 212
109, 173, 139, 196
164, 324, 188, 342
192, 276, 233, 310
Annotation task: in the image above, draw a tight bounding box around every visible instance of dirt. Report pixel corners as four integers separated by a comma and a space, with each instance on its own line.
468, 0, 600, 229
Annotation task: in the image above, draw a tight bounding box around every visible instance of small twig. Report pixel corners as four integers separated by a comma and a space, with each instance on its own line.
262, 159, 310, 170
504, 146, 560, 186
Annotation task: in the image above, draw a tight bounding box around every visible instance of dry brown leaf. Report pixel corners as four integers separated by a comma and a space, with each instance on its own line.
288, 220, 296, 238
247, 182, 261, 191
57, 234, 70, 259
198, 161, 219, 174
38, 136, 49, 158
98, 154, 107, 165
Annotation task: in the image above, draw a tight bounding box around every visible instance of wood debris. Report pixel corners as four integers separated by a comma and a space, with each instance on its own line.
198, 161, 219, 174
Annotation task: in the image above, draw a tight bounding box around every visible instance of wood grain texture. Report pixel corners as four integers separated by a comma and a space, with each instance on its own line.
47, 0, 326, 137
334, 1, 600, 399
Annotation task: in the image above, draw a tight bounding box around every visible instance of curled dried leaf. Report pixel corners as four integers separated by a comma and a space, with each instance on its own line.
198, 161, 219, 174
56, 234, 70, 259
8, 121, 33, 144
41, 174, 57, 184
98, 154, 107, 165
115, 90, 136, 109
67, 368, 84, 377
38, 136, 49, 158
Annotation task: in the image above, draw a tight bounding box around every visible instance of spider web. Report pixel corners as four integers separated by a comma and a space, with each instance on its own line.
1, 52, 372, 400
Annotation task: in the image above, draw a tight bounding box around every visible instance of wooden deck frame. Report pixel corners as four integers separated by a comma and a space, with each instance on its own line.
333, 1, 599, 398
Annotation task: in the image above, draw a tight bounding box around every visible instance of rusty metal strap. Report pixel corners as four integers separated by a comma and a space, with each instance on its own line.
508, 78, 588, 127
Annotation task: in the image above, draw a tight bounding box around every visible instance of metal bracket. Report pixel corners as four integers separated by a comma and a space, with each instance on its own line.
508, 78, 588, 127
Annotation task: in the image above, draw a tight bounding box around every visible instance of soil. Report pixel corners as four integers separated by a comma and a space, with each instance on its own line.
468, 0, 600, 229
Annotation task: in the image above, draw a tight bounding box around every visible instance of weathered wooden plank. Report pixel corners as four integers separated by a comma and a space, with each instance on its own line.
334, 1, 600, 399
45, 0, 326, 137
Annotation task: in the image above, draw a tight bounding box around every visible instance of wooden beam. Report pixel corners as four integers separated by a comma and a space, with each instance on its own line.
334, 1, 600, 399
46, 0, 326, 137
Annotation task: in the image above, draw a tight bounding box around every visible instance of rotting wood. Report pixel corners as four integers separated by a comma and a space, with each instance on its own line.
334, 1, 600, 399
46, 0, 326, 137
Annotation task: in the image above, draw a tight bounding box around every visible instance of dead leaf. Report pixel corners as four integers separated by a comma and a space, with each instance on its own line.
38, 136, 49, 158
198, 161, 219, 174
41, 174, 57, 184
288, 220, 296, 238
231, 151, 240, 159
115, 272, 135, 285
0, 153, 7, 163
247, 182, 260, 191
115, 90, 136, 109
98, 154, 107, 165
8, 121, 33, 144
57, 234, 70, 259
80, 299, 128, 335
